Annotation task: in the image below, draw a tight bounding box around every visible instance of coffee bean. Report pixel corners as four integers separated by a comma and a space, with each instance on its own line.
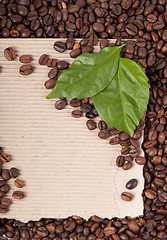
14, 179, 24, 188
19, 55, 32, 63
54, 41, 66, 53
109, 136, 119, 145
116, 155, 125, 167
1, 198, 12, 206
126, 24, 138, 36
129, 148, 139, 158
39, 54, 49, 65
47, 59, 57, 68
128, 220, 139, 233
121, 146, 129, 155
12, 190, 24, 199
126, 179, 138, 189
1, 184, 10, 193
119, 132, 129, 141
57, 61, 69, 70
70, 49, 82, 58
121, 0, 132, 10
135, 156, 146, 165
104, 227, 116, 236
71, 109, 82, 118
48, 68, 58, 79
98, 120, 107, 130
55, 99, 67, 110
9, 168, 20, 178
98, 130, 110, 139
1, 169, 11, 181
0, 153, 11, 163
93, 22, 104, 33
17, 5, 28, 16
4, 47, 16, 61
0, 191, 5, 198
145, 189, 157, 199
20, 64, 33, 75
70, 98, 81, 108
121, 192, 133, 201
0, 204, 8, 213
45, 79, 56, 89
86, 120, 96, 130
80, 103, 92, 113
66, 38, 75, 50
133, 130, 142, 140
122, 162, 133, 170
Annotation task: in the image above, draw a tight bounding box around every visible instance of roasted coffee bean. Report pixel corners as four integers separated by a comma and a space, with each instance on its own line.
66, 38, 75, 50
14, 179, 24, 188
54, 41, 66, 53
98, 130, 110, 139
70, 98, 81, 108
44, 79, 56, 89
39, 54, 49, 65
98, 120, 107, 130
71, 110, 82, 118
1, 169, 11, 181
121, 192, 133, 201
121, 146, 129, 155
129, 148, 139, 158
86, 120, 96, 130
82, 46, 94, 53
19, 55, 32, 63
0, 191, 5, 198
4, 47, 16, 61
80, 103, 92, 113
133, 130, 142, 140
46, 59, 57, 68
126, 24, 138, 36
1, 184, 10, 193
57, 61, 69, 70
100, 39, 109, 49
145, 189, 157, 199
20, 64, 33, 75
70, 49, 82, 58
116, 155, 125, 167
0, 153, 10, 163
48, 68, 58, 79
119, 132, 129, 141
0, 204, 8, 213
1, 198, 12, 206
109, 136, 119, 145
122, 162, 133, 170
126, 179, 138, 189
135, 156, 146, 165
55, 99, 67, 110
128, 220, 139, 233
9, 168, 20, 178
93, 22, 104, 33
12, 191, 24, 199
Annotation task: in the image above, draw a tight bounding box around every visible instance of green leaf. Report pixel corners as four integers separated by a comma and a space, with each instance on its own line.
91, 58, 150, 136
46, 46, 121, 100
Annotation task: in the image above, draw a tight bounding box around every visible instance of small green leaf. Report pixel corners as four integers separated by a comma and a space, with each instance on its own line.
91, 58, 150, 136
46, 46, 120, 100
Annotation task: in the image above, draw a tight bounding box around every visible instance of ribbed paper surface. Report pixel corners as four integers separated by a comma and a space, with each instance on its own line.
0, 39, 144, 221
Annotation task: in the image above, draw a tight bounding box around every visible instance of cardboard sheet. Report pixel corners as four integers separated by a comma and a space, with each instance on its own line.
0, 39, 144, 221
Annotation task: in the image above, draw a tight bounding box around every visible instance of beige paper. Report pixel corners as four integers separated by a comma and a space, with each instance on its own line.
0, 39, 144, 221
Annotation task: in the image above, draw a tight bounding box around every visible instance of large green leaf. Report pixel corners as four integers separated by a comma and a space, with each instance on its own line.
91, 58, 150, 136
46, 46, 121, 99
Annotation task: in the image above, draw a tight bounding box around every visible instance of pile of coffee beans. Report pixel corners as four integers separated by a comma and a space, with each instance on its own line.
1, 0, 167, 239
39, 54, 69, 89
0, 147, 24, 214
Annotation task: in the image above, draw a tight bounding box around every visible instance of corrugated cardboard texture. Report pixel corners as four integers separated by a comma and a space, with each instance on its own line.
0, 39, 144, 221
